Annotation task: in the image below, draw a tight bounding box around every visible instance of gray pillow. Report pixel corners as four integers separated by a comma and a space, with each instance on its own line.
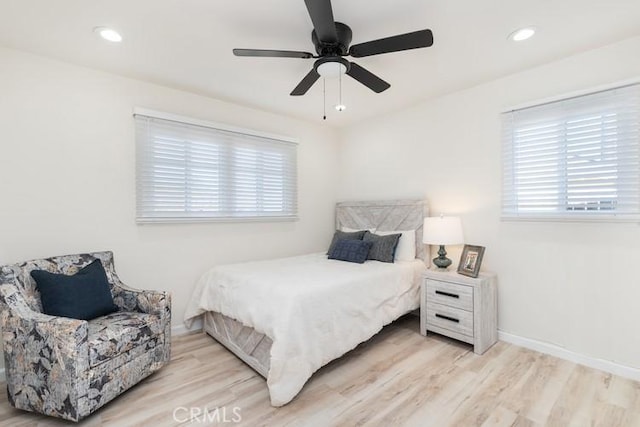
363, 232, 401, 263
327, 230, 367, 255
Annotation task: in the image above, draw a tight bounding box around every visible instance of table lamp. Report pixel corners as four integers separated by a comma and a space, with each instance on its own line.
423, 215, 464, 269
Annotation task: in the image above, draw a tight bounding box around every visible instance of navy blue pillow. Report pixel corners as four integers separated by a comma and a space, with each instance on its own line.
327, 230, 367, 255
30, 259, 118, 320
328, 239, 373, 264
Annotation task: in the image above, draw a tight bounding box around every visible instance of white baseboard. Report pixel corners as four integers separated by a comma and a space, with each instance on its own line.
499, 330, 640, 381
2, 325, 634, 386
172, 320, 640, 382
172, 318, 203, 336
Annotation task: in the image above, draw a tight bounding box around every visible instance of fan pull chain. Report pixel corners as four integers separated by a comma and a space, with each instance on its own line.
323, 77, 326, 120
339, 70, 342, 106
335, 66, 346, 112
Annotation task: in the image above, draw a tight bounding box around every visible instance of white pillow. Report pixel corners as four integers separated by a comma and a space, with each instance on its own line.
341, 226, 376, 233
378, 230, 416, 261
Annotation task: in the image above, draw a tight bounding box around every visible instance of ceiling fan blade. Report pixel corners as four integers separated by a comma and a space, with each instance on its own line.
233, 48, 314, 59
346, 62, 390, 93
349, 29, 434, 58
304, 0, 338, 43
290, 69, 321, 96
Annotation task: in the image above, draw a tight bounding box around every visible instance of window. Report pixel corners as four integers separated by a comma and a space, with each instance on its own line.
502, 83, 640, 221
134, 110, 297, 223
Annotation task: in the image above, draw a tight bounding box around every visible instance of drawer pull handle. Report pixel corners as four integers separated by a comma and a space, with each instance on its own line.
435, 313, 460, 323
435, 290, 459, 299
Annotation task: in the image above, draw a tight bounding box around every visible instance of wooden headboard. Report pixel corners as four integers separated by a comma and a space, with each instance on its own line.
335, 199, 429, 261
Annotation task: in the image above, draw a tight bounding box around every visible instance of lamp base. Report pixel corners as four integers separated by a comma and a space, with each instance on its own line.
432, 245, 452, 269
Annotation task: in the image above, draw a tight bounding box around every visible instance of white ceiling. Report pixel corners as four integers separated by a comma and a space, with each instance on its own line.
1, 0, 640, 127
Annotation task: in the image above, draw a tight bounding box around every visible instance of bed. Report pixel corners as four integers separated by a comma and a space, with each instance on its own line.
184, 199, 428, 406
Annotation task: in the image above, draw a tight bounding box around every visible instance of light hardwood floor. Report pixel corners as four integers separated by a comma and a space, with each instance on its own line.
1, 315, 639, 426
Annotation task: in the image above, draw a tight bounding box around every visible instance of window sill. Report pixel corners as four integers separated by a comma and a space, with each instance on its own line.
136, 215, 299, 224
501, 215, 640, 224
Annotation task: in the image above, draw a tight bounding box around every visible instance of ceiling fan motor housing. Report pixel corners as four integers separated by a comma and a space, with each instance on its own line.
312, 22, 352, 56
233, 0, 433, 96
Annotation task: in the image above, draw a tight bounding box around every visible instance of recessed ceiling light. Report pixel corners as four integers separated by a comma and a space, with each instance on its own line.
509, 27, 536, 42
94, 27, 123, 43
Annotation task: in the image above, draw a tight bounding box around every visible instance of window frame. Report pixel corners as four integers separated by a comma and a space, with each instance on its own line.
134, 108, 299, 224
501, 80, 640, 223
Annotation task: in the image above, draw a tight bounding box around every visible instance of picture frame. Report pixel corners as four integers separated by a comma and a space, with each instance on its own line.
457, 244, 485, 278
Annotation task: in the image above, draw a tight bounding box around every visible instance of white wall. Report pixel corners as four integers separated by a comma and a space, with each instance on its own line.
0, 47, 339, 357
337, 36, 640, 370
3, 33, 640, 377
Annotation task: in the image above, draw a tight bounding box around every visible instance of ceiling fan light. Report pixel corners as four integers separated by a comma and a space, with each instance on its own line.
317, 61, 347, 78
509, 27, 536, 42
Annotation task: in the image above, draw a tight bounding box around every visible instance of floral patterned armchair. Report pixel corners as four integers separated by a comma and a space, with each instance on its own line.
0, 251, 171, 422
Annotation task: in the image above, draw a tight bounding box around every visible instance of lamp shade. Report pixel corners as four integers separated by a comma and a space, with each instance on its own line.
423, 216, 464, 245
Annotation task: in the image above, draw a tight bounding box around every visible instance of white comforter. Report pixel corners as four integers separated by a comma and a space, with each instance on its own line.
184, 253, 426, 406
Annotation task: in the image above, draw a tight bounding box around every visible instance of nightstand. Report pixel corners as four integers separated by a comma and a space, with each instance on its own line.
420, 269, 498, 355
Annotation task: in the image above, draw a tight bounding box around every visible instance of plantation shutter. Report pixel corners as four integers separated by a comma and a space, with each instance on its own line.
135, 113, 297, 222
502, 83, 640, 221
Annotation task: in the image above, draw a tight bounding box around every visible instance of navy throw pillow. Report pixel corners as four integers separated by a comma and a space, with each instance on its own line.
30, 259, 118, 320
327, 230, 367, 255
328, 239, 373, 264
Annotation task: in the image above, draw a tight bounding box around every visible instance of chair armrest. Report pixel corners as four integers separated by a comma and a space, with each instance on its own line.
111, 281, 171, 319
4, 315, 89, 415
1, 287, 89, 421
0, 284, 89, 384
6, 315, 89, 367
111, 281, 172, 366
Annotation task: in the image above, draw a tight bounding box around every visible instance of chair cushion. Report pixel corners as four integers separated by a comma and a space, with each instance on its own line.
30, 259, 117, 320
88, 311, 163, 368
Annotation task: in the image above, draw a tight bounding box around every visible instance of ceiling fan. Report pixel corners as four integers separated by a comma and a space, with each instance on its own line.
233, 0, 434, 96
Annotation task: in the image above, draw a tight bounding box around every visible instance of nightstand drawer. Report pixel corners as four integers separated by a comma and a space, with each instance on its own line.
426, 279, 473, 311
425, 302, 473, 337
